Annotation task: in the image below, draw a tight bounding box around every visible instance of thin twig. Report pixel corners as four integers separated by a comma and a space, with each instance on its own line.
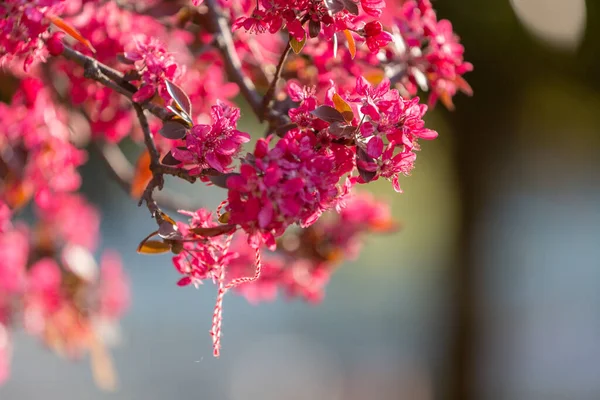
60, 45, 172, 121
204, 0, 263, 117
261, 41, 292, 121
92, 141, 201, 212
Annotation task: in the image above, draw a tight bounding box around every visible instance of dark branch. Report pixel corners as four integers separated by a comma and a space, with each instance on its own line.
204, 0, 262, 117
92, 141, 201, 213
261, 41, 292, 121
60, 45, 173, 121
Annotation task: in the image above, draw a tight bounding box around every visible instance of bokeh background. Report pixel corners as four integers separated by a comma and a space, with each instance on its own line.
2, 0, 600, 399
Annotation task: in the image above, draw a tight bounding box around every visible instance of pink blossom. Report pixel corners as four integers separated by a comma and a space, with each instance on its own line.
0, 0, 65, 70
124, 35, 182, 103
36, 193, 100, 251
98, 251, 130, 319
173, 102, 250, 173
363, 21, 394, 52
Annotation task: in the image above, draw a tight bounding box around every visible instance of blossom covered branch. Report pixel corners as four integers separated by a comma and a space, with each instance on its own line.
0, 0, 472, 385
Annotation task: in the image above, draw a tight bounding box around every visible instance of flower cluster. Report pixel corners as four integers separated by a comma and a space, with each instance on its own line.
0, 197, 129, 386
226, 129, 351, 249
0, 0, 471, 374
392, 0, 473, 108
233, 0, 391, 53
172, 102, 251, 174
0, 79, 128, 385
123, 35, 183, 103
0, 0, 65, 71
288, 76, 437, 192
0, 78, 85, 209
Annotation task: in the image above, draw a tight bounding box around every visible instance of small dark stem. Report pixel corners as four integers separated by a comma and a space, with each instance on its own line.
205, 0, 262, 117
261, 41, 292, 122
93, 141, 201, 213
60, 45, 173, 121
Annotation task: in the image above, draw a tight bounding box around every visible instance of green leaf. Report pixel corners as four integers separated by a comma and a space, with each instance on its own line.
290, 34, 307, 54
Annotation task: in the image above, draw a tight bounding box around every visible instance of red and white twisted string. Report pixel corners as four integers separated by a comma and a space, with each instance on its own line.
210, 233, 233, 357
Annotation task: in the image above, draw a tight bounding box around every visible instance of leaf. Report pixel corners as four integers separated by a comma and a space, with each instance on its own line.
328, 121, 357, 138
189, 224, 236, 237
358, 165, 377, 183
324, 0, 345, 14
309, 20, 321, 38
116, 53, 136, 65
158, 220, 181, 241
363, 70, 385, 85
290, 35, 307, 54
122, 70, 141, 82
310, 105, 345, 124
356, 147, 377, 183
341, 0, 359, 15
274, 123, 298, 137
130, 150, 152, 198
332, 93, 354, 122
137, 240, 172, 254
166, 106, 193, 127
159, 211, 177, 226
218, 211, 231, 224
208, 173, 238, 189
161, 150, 181, 166
50, 16, 96, 53
343, 29, 356, 59
165, 80, 192, 117
158, 121, 189, 140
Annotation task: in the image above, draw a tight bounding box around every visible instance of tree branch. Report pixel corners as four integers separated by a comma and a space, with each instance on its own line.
92, 141, 200, 212
203, 0, 289, 127
60, 45, 173, 121
204, 0, 262, 116
261, 41, 292, 121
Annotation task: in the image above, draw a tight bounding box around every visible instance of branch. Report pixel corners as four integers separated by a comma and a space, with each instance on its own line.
204, 0, 289, 126
261, 41, 292, 121
60, 45, 173, 121
132, 103, 198, 219
93, 141, 201, 213
204, 0, 262, 115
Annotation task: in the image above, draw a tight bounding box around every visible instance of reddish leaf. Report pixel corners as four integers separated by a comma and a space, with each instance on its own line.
309, 20, 321, 38
161, 150, 181, 166
324, 0, 345, 14
165, 80, 192, 117
116, 53, 135, 65
158, 220, 181, 240
158, 121, 189, 140
50, 16, 96, 53
130, 149, 152, 198
189, 224, 236, 237
341, 0, 359, 15
208, 173, 239, 189
310, 105, 345, 124
343, 29, 356, 59
332, 93, 354, 122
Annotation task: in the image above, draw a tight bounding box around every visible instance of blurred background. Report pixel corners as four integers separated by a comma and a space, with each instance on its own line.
3, 0, 600, 399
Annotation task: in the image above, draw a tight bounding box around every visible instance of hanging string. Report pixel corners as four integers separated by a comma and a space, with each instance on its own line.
225, 246, 262, 290
209, 233, 234, 357
216, 200, 227, 218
